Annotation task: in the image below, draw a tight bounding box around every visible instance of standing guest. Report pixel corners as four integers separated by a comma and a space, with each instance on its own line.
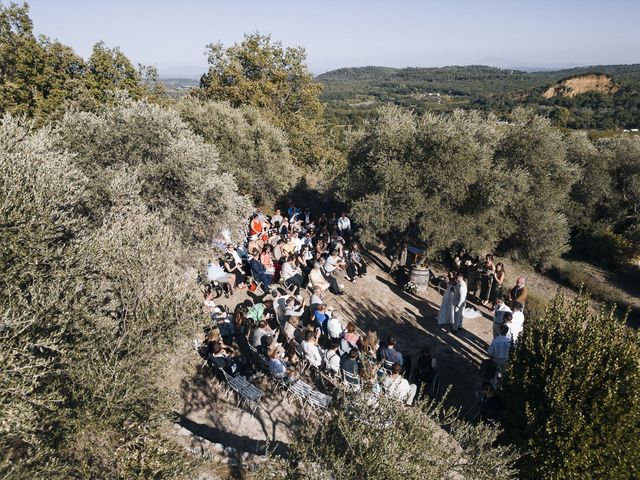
452, 272, 468, 333
273, 239, 285, 262
508, 277, 528, 307
303, 208, 312, 226
337, 212, 352, 244
249, 213, 264, 237
381, 336, 403, 366
480, 382, 502, 425
479, 254, 496, 306
437, 278, 456, 327
487, 324, 511, 368
492, 296, 513, 338
489, 262, 506, 306
413, 347, 438, 399
383, 363, 418, 406
509, 302, 525, 342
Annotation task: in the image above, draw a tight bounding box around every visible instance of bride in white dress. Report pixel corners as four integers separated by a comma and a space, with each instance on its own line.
437, 279, 455, 326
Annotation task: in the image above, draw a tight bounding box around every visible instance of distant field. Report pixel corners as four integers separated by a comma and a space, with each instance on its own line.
159, 77, 199, 98
316, 64, 640, 129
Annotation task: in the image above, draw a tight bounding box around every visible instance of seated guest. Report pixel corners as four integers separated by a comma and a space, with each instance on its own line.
223, 252, 246, 289
284, 295, 305, 321
381, 336, 403, 366
326, 310, 344, 341
271, 209, 283, 227
247, 234, 263, 256
260, 245, 276, 276
310, 287, 324, 313
487, 324, 511, 368
329, 232, 345, 257
324, 249, 346, 276
361, 327, 379, 357
313, 304, 330, 334
207, 259, 233, 296
340, 348, 360, 385
281, 255, 305, 294
268, 349, 298, 382
309, 262, 331, 293
323, 340, 341, 375
383, 362, 417, 406
249, 250, 273, 291
251, 320, 273, 348
345, 243, 367, 281
282, 235, 297, 256
302, 330, 324, 368
207, 341, 239, 376
284, 316, 303, 344
343, 321, 361, 347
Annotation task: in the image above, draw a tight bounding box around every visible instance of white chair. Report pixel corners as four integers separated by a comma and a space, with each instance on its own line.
341, 369, 361, 391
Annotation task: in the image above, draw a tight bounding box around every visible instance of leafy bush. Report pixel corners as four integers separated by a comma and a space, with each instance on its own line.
503, 293, 640, 479
260, 393, 519, 480
178, 97, 299, 206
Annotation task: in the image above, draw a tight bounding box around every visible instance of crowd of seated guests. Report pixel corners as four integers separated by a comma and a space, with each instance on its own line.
196, 205, 439, 409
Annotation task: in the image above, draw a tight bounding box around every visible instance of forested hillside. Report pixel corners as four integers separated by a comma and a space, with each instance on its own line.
318, 64, 640, 129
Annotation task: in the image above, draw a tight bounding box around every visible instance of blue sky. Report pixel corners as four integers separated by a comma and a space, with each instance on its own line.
23, 0, 640, 76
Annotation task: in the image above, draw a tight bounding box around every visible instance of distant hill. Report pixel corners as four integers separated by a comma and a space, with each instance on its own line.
316, 64, 640, 130
542, 74, 619, 98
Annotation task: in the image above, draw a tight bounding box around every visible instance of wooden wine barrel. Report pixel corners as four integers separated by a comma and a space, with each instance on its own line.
409, 266, 430, 288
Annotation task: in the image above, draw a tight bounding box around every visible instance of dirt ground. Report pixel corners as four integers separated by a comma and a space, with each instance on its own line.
164, 247, 640, 478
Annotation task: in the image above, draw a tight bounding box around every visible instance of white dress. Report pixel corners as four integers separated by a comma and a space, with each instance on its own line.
437, 286, 455, 325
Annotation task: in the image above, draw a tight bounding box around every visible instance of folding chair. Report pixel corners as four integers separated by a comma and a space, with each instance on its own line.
306, 389, 332, 416
294, 342, 310, 374
382, 359, 394, 374
286, 379, 312, 407
341, 369, 362, 392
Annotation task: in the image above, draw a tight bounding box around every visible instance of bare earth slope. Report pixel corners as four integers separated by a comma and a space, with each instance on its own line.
543, 74, 619, 98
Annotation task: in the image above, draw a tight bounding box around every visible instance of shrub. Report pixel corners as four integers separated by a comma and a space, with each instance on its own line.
502, 293, 640, 479
260, 393, 519, 480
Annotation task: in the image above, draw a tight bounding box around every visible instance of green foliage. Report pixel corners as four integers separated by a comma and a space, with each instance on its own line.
342, 105, 576, 267
0, 3, 163, 124
196, 32, 335, 167
503, 293, 640, 479
178, 97, 299, 206
1, 102, 251, 477
495, 108, 578, 266
259, 393, 518, 480
56, 96, 252, 243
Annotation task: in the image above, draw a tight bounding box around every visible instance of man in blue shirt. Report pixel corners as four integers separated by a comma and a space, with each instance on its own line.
381, 336, 403, 366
